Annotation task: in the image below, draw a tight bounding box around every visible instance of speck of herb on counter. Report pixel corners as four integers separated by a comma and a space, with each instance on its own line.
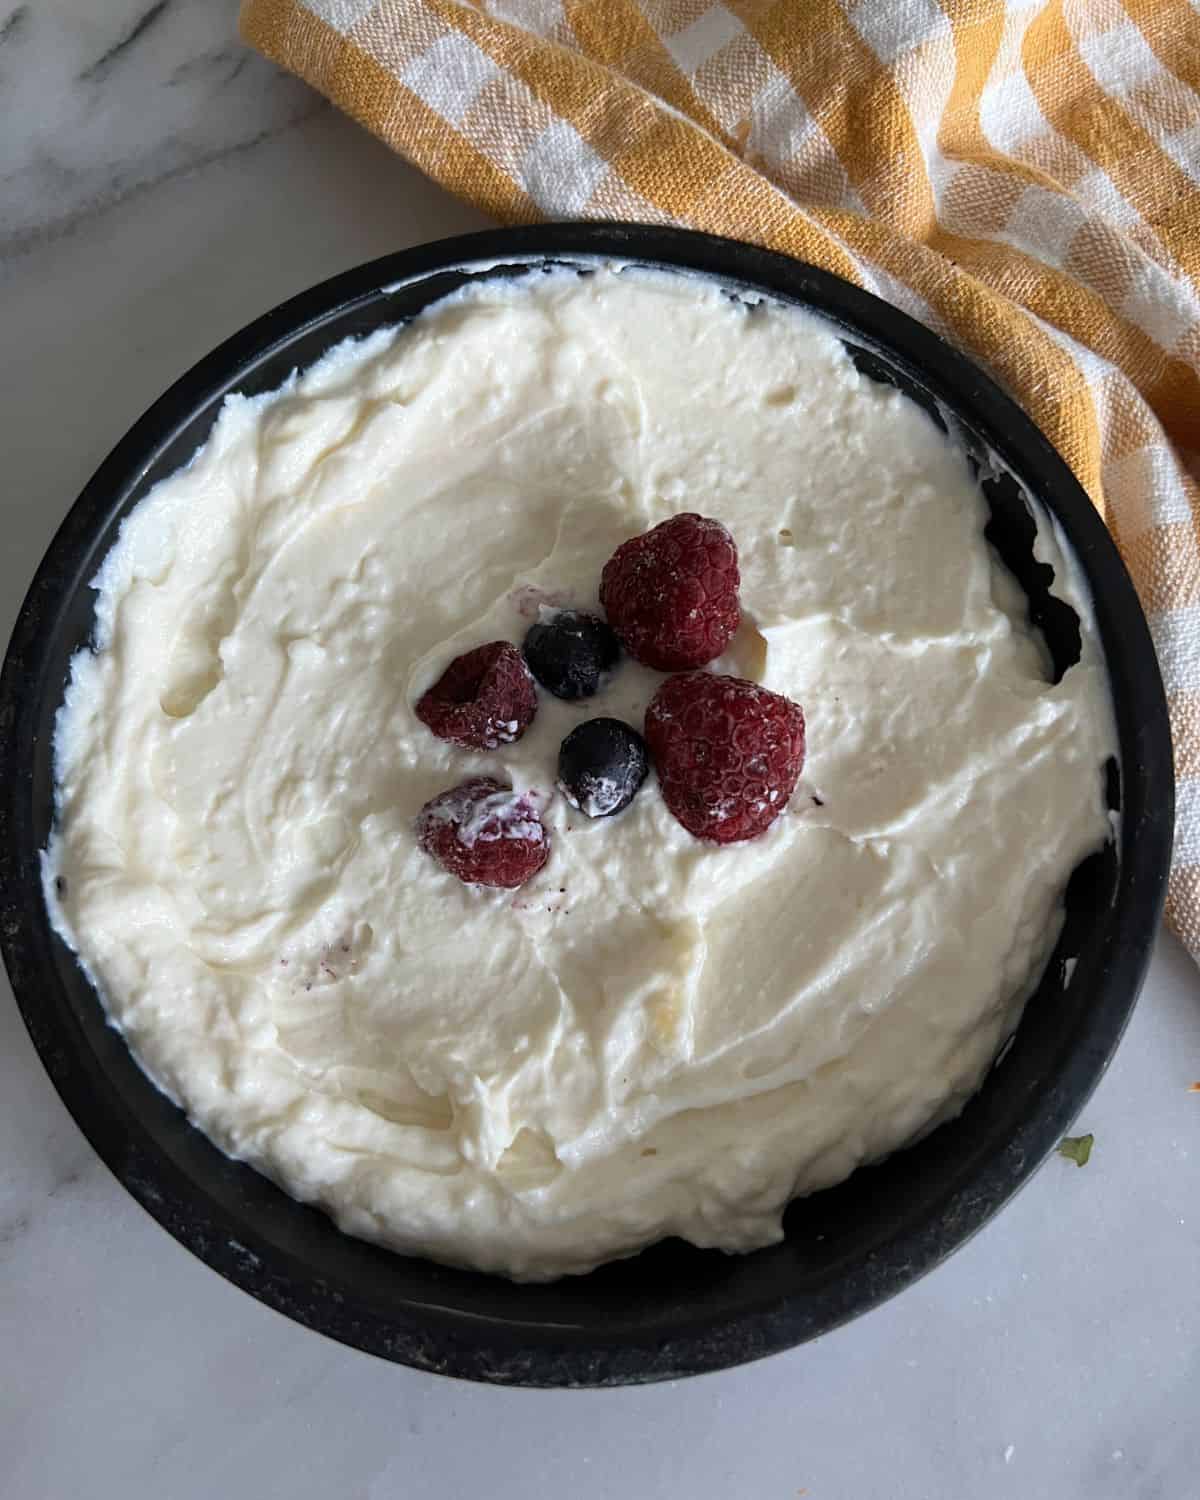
1057, 1132, 1094, 1167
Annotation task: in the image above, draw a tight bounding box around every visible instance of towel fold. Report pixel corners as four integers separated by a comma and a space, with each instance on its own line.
242, 0, 1200, 957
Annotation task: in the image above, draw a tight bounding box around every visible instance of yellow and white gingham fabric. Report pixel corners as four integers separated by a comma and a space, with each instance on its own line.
241, 0, 1200, 956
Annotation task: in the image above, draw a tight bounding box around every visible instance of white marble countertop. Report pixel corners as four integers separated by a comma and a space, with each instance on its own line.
3, 5, 1198, 1496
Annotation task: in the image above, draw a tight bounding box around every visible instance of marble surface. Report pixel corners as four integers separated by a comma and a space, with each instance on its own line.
3, 4, 1199, 1496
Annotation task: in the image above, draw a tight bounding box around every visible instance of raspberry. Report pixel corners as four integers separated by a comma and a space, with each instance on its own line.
416, 777, 550, 888
644, 672, 805, 844
600, 514, 740, 672
415, 641, 536, 750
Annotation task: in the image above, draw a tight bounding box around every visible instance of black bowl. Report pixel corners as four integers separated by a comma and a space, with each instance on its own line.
0, 225, 1173, 1386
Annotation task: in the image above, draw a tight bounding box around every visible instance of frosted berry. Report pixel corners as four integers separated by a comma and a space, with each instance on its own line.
415, 642, 536, 750
600, 513, 740, 671
416, 777, 549, 888
523, 610, 621, 700
557, 718, 648, 819
644, 672, 805, 844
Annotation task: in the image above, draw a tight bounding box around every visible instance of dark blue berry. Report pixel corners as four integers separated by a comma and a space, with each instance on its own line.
557, 718, 648, 819
523, 610, 620, 700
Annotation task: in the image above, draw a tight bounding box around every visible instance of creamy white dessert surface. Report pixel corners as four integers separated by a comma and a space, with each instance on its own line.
45, 268, 1116, 1279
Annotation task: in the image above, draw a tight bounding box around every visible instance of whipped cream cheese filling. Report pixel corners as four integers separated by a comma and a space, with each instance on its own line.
45, 268, 1117, 1279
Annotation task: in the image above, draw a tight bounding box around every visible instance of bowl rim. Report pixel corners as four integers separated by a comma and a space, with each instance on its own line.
0, 223, 1174, 1386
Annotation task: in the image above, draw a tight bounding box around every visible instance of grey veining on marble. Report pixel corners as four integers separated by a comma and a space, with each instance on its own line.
1, 0, 319, 253
2, 5, 1199, 1499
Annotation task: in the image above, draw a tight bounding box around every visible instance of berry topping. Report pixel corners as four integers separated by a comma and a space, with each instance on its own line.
644, 672, 805, 844
416, 777, 550, 888
415, 642, 537, 750
599, 513, 740, 672
557, 718, 649, 819
523, 609, 621, 700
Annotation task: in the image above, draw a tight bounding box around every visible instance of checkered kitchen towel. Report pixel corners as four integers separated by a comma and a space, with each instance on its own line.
242, 0, 1200, 957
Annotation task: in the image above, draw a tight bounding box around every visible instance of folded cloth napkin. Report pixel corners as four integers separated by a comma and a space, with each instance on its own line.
242, 0, 1199, 956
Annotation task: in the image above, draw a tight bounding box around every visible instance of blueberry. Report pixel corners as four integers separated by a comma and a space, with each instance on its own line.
523, 610, 620, 700
557, 718, 649, 819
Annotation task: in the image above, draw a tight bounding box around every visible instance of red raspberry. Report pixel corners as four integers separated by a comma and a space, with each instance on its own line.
416, 777, 550, 888
415, 641, 537, 750
600, 514, 740, 672
644, 672, 806, 844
